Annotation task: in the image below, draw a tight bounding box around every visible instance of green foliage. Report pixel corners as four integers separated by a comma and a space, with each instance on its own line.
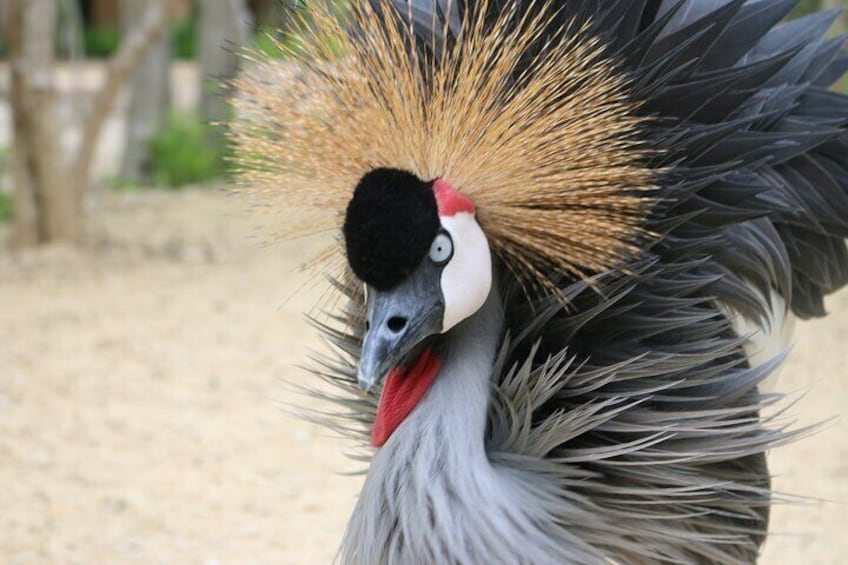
253, 0, 350, 60
0, 192, 12, 223
149, 113, 231, 187
0, 147, 10, 223
0, 144, 11, 222
254, 27, 299, 59
81, 16, 197, 61
172, 17, 197, 60
83, 26, 121, 58
253, 26, 347, 60
254, 28, 285, 59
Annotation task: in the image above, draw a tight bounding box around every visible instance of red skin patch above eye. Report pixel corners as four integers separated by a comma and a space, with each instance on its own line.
372, 348, 442, 447
433, 178, 476, 217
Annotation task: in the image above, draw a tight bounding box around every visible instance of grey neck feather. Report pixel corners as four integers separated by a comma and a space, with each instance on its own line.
339, 289, 576, 565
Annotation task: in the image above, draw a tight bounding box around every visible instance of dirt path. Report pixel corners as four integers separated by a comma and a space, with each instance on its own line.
0, 189, 845, 564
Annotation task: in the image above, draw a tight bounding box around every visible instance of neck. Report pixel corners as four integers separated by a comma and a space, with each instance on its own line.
340, 289, 502, 563
340, 290, 569, 564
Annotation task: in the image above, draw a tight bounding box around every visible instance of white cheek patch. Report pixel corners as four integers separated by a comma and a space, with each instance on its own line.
439, 213, 492, 332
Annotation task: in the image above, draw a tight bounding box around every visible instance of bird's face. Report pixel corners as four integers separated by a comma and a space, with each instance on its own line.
343, 168, 492, 445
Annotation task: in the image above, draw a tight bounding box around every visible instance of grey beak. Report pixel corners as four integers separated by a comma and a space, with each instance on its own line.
357, 260, 445, 391
357, 319, 396, 392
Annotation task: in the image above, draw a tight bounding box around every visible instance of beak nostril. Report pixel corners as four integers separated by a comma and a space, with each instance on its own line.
387, 316, 408, 333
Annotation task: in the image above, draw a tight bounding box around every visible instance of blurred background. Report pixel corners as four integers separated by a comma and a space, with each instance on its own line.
0, 1, 846, 563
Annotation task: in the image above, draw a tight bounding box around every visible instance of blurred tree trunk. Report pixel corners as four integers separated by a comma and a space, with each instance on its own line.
6, 0, 73, 247
822, 0, 848, 35
120, 0, 172, 184
6, 0, 171, 249
198, 0, 252, 126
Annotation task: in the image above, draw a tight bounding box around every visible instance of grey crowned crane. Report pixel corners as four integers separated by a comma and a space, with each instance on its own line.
232, 0, 848, 562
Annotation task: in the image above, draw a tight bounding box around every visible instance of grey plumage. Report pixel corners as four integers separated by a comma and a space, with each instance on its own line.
299, 1, 848, 563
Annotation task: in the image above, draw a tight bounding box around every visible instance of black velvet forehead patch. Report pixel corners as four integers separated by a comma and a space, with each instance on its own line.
343, 168, 440, 290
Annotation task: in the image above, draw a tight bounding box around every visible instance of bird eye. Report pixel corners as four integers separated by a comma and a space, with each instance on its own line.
429, 233, 453, 265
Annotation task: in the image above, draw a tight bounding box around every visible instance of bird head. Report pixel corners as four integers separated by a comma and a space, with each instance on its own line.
232, 3, 657, 446
343, 168, 492, 444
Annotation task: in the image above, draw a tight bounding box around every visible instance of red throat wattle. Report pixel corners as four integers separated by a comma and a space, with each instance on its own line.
371, 348, 441, 447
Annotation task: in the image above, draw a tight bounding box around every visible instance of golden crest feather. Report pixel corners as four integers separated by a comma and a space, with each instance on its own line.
230, 0, 657, 293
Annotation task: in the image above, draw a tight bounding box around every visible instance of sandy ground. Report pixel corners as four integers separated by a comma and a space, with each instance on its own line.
0, 189, 846, 564
0, 190, 361, 564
